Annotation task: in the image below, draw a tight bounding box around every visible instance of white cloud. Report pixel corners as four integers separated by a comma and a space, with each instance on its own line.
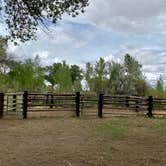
71, 0, 166, 34
103, 54, 121, 63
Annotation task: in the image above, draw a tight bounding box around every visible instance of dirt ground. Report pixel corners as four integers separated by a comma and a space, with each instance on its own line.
0, 116, 166, 166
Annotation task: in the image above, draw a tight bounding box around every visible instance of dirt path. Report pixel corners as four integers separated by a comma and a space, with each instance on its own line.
0, 117, 166, 166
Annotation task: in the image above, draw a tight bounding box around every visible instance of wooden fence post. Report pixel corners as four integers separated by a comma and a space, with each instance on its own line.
46, 93, 49, 105
50, 94, 53, 108
75, 92, 80, 117
13, 94, 16, 112
0, 93, 4, 118
135, 100, 139, 112
125, 96, 129, 108
23, 91, 28, 119
98, 93, 103, 118
147, 96, 153, 118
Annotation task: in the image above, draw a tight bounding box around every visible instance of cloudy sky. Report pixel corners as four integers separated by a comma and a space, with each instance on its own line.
2, 0, 166, 86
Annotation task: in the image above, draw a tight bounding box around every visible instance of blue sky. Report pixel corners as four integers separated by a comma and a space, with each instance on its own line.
2, 0, 166, 86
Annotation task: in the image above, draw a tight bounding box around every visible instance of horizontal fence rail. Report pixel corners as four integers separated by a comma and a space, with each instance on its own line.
0, 91, 166, 119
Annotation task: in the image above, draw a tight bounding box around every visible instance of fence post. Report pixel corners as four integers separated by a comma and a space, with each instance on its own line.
98, 93, 103, 118
13, 94, 17, 112
75, 92, 80, 117
125, 96, 129, 108
135, 100, 139, 112
23, 91, 28, 119
147, 96, 153, 118
50, 93, 53, 109
46, 93, 49, 105
0, 93, 4, 118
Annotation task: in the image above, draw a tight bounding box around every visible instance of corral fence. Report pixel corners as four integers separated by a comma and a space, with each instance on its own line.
0, 91, 166, 119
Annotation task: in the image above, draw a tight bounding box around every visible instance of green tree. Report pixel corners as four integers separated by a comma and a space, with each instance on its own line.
1, 0, 89, 43
8, 56, 45, 91
156, 76, 164, 97
84, 58, 107, 93
134, 79, 148, 96
0, 37, 17, 92
123, 54, 143, 95
70, 65, 82, 84
0, 37, 16, 74
107, 61, 125, 94
70, 65, 83, 91
55, 61, 72, 92
45, 61, 73, 92
84, 62, 94, 91
93, 58, 107, 93
44, 62, 62, 90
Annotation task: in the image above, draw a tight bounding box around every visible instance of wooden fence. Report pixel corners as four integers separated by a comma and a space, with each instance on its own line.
0, 91, 166, 119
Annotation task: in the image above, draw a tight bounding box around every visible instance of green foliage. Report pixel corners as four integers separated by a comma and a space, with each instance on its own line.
54, 61, 72, 92
45, 62, 62, 89
70, 65, 83, 84
123, 54, 143, 95
8, 56, 45, 91
85, 58, 107, 93
0, 37, 7, 56
156, 76, 164, 96
1, 0, 89, 43
147, 76, 165, 97
0, 40, 161, 96
84, 54, 147, 96
0, 37, 14, 74
107, 61, 124, 94
45, 61, 83, 92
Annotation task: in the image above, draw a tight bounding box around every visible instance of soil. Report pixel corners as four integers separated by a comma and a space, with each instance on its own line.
0, 116, 166, 166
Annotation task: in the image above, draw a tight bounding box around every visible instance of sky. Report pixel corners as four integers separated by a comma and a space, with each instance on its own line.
1, 0, 166, 87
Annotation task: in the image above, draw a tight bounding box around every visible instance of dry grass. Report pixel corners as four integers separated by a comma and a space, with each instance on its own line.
0, 116, 166, 166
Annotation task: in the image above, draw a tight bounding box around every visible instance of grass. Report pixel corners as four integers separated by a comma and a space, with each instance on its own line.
81, 119, 127, 140
0, 116, 166, 166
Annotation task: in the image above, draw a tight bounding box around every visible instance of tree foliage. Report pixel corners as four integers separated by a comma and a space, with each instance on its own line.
84, 54, 147, 96
8, 56, 45, 91
0, 39, 160, 96
0, 0, 89, 43
45, 61, 82, 92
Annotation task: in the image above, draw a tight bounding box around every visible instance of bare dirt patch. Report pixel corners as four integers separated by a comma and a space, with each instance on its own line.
0, 117, 166, 166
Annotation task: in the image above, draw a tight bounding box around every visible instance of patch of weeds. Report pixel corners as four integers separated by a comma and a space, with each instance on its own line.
145, 118, 166, 136
81, 119, 128, 141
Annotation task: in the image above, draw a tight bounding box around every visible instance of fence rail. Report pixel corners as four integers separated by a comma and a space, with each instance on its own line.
0, 91, 166, 119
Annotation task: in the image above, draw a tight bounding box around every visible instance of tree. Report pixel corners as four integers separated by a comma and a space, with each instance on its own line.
70, 65, 83, 91
8, 56, 45, 91
84, 62, 94, 91
55, 61, 72, 92
93, 58, 107, 93
0, 0, 89, 43
0, 37, 17, 92
134, 79, 148, 96
123, 54, 143, 95
70, 65, 82, 84
107, 61, 125, 95
45, 61, 73, 92
84, 58, 107, 93
0, 37, 16, 74
156, 76, 164, 97
44, 62, 62, 90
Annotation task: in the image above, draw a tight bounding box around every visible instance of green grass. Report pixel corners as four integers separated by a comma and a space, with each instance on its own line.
80, 119, 128, 140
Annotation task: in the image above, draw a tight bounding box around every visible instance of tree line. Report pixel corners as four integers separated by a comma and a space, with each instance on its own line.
0, 37, 165, 97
